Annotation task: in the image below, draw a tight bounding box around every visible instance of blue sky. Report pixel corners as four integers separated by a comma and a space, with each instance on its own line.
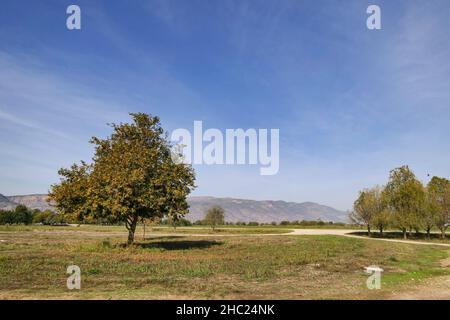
0, 0, 449, 210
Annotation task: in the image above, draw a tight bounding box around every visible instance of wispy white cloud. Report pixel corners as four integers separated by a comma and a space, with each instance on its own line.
387, 2, 450, 109
0, 109, 69, 139
0, 49, 131, 194
0, 51, 128, 130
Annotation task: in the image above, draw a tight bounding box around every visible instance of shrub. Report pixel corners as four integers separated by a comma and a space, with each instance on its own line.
32, 210, 59, 225
0, 205, 34, 225
203, 206, 225, 231
177, 218, 192, 226
0, 210, 15, 224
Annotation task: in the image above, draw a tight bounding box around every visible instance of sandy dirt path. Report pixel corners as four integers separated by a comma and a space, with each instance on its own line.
289, 229, 450, 247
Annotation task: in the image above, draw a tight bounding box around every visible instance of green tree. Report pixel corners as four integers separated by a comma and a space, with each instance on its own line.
0, 205, 34, 225
14, 205, 33, 225
49, 113, 196, 244
48, 162, 92, 223
383, 166, 425, 239
349, 189, 377, 237
421, 187, 437, 239
350, 191, 372, 235
350, 186, 385, 236
203, 206, 225, 231
33, 210, 55, 224
0, 210, 14, 225
372, 203, 391, 236
372, 187, 391, 235
428, 177, 450, 239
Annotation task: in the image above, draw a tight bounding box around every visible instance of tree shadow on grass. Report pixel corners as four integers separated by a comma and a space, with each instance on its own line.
134, 240, 223, 250
349, 231, 450, 241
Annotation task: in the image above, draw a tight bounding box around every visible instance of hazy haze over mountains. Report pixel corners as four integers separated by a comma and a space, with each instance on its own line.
186, 196, 347, 223
0, 194, 17, 210
0, 194, 348, 223
6, 194, 52, 211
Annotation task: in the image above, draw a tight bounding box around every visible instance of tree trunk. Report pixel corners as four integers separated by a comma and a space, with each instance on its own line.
403, 228, 407, 239
426, 227, 431, 239
126, 215, 138, 245
379, 226, 383, 236
442, 228, 446, 239
143, 221, 146, 241
367, 224, 371, 237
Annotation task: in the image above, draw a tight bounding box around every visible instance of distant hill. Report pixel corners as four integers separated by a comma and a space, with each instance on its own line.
0, 194, 17, 210
0, 193, 348, 223
7, 194, 53, 211
186, 196, 347, 223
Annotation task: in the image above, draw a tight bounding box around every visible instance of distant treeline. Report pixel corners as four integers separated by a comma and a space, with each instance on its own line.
161, 217, 345, 227
0, 205, 117, 225
0, 205, 345, 227
0, 205, 64, 225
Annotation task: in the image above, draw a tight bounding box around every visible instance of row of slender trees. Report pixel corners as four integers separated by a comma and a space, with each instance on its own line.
350, 166, 450, 239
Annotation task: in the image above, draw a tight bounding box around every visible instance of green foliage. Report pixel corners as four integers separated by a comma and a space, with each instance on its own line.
354, 165, 450, 239
0, 205, 36, 225
298, 220, 328, 226
384, 166, 425, 238
14, 205, 34, 225
177, 218, 192, 226
427, 176, 450, 238
161, 216, 192, 228
0, 210, 15, 224
203, 206, 225, 230
277, 220, 333, 226
48, 162, 92, 222
32, 210, 54, 224
31, 210, 66, 225
350, 186, 387, 235
49, 113, 196, 244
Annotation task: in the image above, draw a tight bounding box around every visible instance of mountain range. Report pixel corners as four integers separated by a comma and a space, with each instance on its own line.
0, 193, 348, 223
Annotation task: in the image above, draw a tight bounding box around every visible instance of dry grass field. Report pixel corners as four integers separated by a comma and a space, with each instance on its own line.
1, 225, 449, 299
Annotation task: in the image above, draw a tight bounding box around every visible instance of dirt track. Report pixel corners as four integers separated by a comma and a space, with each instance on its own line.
288, 229, 450, 247
147, 228, 450, 248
